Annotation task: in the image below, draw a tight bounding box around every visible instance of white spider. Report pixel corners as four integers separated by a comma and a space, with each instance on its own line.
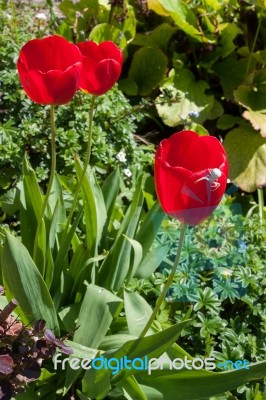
194, 168, 222, 191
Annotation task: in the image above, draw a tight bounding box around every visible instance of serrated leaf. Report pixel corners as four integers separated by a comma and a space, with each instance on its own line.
223, 125, 266, 192
243, 109, 266, 137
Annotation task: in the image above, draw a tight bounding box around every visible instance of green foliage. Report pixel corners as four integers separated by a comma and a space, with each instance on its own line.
129, 201, 266, 399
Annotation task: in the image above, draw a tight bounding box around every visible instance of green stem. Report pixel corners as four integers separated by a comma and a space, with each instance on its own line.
245, 14, 262, 80
138, 223, 187, 340
63, 95, 96, 238
257, 187, 264, 225
33, 105, 56, 261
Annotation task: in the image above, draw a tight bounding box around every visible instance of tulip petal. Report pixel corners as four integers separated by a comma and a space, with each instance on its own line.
79, 58, 121, 95
180, 136, 228, 172
24, 64, 81, 105
19, 35, 82, 72
155, 157, 191, 216
164, 131, 199, 167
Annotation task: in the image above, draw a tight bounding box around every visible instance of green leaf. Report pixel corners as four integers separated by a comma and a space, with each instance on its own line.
75, 160, 107, 258
124, 290, 153, 336
74, 284, 123, 349
82, 320, 190, 398
135, 243, 170, 279
135, 202, 164, 261
63, 284, 123, 394
20, 155, 44, 255
223, 125, 266, 192
234, 85, 266, 111
119, 375, 148, 400
158, 0, 209, 42
136, 361, 266, 400
243, 109, 266, 138
128, 47, 168, 96
89, 23, 127, 50
98, 179, 143, 291
133, 23, 177, 51
1, 232, 59, 333
156, 68, 214, 126
0, 187, 20, 215
213, 55, 248, 100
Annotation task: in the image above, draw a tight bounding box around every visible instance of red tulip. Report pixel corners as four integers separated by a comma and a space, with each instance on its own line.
155, 130, 228, 226
76, 41, 123, 96
17, 35, 82, 105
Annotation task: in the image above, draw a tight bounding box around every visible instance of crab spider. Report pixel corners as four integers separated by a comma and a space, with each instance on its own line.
194, 168, 222, 191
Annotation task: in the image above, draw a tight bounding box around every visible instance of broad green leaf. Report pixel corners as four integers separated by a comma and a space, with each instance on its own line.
0, 187, 20, 215
135, 243, 170, 279
128, 47, 168, 96
20, 155, 43, 255
102, 168, 120, 218
217, 114, 244, 130
98, 179, 143, 290
133, 23, 177, 51
64, 284, 123, 394
75, 159, 107, 258
100, 334, 137, 351
58, 303, 81, 332
234, 85, 266, 111
89, 23, 127, 49
158, 0, 210, 42
243, 109, 266, 137
124, 236, 143, 283
224, 125, 266, 192
213, 55, 248, 100
147, 0, 169, 16
136, 361, 266, 400
51, 206, 83, 293
124, 290, 153, 337
156, 68, 214, 126
74, 284, 123, 349
1, 232, 59, 333
65, 340, 98, 360
82, 320, 190, 398
34, 218, 46, 276
135, 202, 164, 261
120, 375, 148, 400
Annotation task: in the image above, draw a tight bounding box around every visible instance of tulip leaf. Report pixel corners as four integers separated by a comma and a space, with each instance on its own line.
156, 68, 214, 126
82, 321, 190, 398
124, 290, 153, 337
98, 178, 143, 290
1, 232, 59, 333
75, 159, 107, 258
20, 155, 44, 255
224, 125, 266, 192
89, 23, 127, 50
128, 47, 168, 96
73, 284, 123, 349
136, 361, 266, 400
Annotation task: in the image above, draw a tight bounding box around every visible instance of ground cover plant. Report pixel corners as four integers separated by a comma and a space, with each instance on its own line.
0, 1, 265, 399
